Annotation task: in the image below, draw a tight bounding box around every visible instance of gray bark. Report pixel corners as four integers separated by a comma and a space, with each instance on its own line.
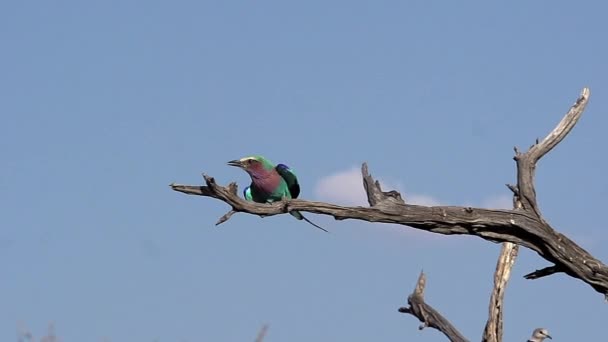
170, 88, 601, 341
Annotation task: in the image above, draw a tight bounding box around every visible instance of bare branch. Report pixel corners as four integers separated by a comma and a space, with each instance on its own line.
170, 88, 608, 298
524, 265, 563, 279
505, 184, 519, 198
216, 210, 236, 226
171, 176, 608, 296
514, 88, 590, 217
482, 186, 525, 342
254, 324, 269, 342
482, 242, 519, 342
398, 272, 469, 342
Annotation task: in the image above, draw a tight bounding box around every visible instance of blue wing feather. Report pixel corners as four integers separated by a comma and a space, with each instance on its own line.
243, 186, 253, 201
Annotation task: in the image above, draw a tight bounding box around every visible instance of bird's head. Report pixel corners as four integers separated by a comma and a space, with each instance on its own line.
531, 328, 552, 340
227, 156, 274, 177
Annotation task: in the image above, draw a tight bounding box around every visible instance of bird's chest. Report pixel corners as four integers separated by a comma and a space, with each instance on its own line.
251, 177, 289, 202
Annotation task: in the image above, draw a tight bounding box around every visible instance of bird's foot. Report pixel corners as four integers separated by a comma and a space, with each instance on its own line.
279, 197, 291, 214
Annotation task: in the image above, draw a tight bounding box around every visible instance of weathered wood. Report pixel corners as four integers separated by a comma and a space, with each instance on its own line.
514, 88, 589, 218
363, 163, 471, 340
398, 272, 469, 342
170, 88, 607, 298
482, 242, 519, 342
170, 185, 608, 295
482, 187, 522, 342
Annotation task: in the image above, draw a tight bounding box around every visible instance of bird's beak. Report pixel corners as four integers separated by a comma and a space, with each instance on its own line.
227, 159, 243, 168
546, 335, 552, 340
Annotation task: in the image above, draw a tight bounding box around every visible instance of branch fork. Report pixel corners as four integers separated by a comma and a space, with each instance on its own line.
171, 88, 602, 340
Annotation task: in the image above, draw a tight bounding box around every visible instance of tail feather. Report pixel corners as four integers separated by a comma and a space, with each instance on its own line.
289, 211, 329, 233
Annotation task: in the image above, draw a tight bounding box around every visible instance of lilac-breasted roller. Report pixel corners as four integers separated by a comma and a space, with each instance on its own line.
227, 155, 328, 232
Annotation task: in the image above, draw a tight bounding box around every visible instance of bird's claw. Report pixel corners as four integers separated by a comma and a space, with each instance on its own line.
279, 197, 291, 213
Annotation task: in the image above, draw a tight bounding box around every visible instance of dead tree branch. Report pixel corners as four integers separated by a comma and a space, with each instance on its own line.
170, 88, 607, 298
398, 272, 469, 342
362, 165, 470, 340
254, 324, 269, 342
482, 242, 519, 342
482, 191, 522, 342
514, 88, 589, 218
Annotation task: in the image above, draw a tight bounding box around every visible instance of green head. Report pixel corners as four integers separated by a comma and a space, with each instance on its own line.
227, 155, 275, 178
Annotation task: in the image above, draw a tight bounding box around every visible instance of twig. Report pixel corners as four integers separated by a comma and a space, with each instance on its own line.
216, 210, 236, 226
514, 88, 590, 217
524, 265, 563, 279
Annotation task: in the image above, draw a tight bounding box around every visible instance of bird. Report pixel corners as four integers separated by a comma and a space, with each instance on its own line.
227, 155, 328, 232
527, 328, 552, 341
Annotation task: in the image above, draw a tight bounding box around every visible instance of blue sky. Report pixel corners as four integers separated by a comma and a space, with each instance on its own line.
2, 1, 608, 341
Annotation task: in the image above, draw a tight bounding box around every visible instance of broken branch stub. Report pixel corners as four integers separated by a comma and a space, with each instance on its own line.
398, 272, 469, 342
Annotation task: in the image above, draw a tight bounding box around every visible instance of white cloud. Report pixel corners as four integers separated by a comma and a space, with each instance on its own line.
314, 167, 516, 210
314, 167, 368, 206
407, 194, 441, 206
480, 195, 513, 209
314, 167, 523, 243
313, 167, 445, 242
314, 166, 441, 206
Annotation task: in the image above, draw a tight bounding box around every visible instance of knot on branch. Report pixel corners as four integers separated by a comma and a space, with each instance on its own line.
227, 182, 239, 196
513, 146, 522, 159
278, 197, 293, 214
203, 174, 219, 190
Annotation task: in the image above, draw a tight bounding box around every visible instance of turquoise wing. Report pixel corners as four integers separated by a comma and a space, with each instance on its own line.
243, 186, 254, 201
